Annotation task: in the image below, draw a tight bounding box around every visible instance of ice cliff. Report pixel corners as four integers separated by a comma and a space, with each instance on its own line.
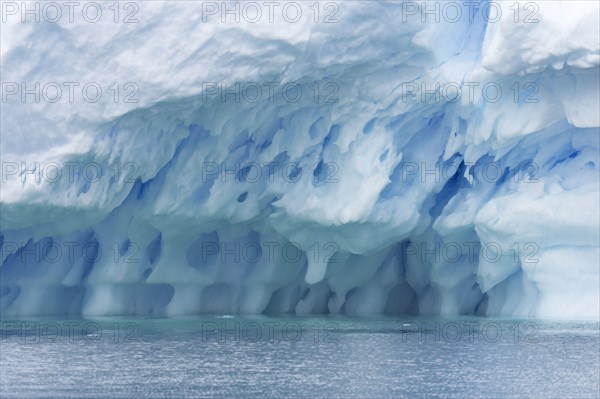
1, 1, 599, 318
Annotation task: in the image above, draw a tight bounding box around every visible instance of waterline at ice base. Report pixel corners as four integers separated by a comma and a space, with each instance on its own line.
1, 1, 599, 320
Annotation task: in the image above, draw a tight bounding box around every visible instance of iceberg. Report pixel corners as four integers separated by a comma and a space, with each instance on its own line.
1, 0, 598, 318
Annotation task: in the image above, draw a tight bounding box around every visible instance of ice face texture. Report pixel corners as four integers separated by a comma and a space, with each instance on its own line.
1, 1, 599, 318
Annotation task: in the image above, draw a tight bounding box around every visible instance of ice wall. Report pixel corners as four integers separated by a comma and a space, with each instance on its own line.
1, 1, 599, 318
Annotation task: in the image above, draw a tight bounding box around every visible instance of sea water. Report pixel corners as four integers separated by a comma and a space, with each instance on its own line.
0, 316, 598, 398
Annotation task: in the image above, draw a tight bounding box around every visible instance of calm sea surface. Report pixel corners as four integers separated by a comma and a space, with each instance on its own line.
1, 316, 598, 398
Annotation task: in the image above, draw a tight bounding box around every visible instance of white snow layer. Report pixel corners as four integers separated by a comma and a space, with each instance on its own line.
0, 1, 599, 318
